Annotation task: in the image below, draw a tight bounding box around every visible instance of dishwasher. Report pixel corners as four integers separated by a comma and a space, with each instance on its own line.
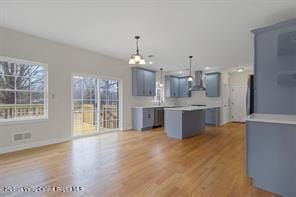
154, 108, 164, 127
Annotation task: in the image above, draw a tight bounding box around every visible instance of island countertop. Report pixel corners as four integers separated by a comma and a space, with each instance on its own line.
164, 105, 221, 111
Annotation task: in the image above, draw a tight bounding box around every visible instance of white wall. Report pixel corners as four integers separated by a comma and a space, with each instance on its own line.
0, 27, 165, 153
176, 71, 231, 125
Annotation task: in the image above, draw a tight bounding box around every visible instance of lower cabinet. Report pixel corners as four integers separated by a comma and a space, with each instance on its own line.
205, 108, 220, 126
132, 108, 154, 131
246, 121, 296, 197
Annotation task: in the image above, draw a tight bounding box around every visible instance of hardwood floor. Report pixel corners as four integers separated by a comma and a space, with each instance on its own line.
0, 123, 278, 197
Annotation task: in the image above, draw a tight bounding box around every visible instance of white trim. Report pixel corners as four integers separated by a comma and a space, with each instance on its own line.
122, 126, 132, 131
70, 74, 123, 138
0, 56, 47, 67
0, 118, 48, 126
0, 128, 124, 154
0, 56, 49, 123
0, 136, 71, 155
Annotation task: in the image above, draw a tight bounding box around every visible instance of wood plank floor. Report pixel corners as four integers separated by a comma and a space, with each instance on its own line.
0, 123, 278, 197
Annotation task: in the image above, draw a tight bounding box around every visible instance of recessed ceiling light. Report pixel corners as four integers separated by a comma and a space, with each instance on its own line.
149, 61, 153, 65
205, 66, 210, 70
178, 70, 183, 74
236, 67, 245, 72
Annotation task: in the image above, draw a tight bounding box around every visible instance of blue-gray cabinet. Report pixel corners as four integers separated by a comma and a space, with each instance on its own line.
246, 120, 296, 197
205, 72, 220, 97
252, 19, 296, 114
165, 76, 179, 97
205, 108, 220, 125
132, 107, 154, 131
165, 76, 191, 98
178, 77, 191, 97
132, 67, 156, 96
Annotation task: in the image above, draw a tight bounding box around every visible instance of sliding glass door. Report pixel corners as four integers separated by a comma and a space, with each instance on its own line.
99, 79, 119, 132
72, 76, 98, 136
72, 76, 120, 136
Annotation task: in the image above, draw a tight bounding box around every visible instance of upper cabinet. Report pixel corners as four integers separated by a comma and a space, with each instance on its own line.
132, 67, 156, 96
252, 19, 296, 114
278, 31, 296, 56
165, 76, 179, 97
165, 76, 191, 98
205, 72, 221, 97
178, 77, 191, 97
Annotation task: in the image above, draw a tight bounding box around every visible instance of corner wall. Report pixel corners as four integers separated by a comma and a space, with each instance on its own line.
0, 27, 136, 153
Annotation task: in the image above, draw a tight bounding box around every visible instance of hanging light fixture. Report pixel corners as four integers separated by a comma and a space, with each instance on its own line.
129, 35, 146, 65
188, 56, 193, 81
159, 68, 163, 87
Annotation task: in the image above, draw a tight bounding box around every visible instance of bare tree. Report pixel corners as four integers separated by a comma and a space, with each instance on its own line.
0, 61, 44, 104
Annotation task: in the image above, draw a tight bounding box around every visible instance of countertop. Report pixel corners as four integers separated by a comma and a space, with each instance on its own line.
132, 105, 181, 109
164, 106, 221, 111
246, 113, 296, 125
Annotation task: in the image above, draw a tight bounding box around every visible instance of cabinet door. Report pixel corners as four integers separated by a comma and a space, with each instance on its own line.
205, 73, 220, 97
144, 70, 156, 96
178, 78, 189, 97
170, 77, 179, 97
205, 109, 215, 124
174, 77, 179, 97
132, 68, 145, 96
143, 108, 154, 128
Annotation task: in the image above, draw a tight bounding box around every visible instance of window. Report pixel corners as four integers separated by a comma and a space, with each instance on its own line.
0, 57, 47, 122
153, 82, 164, 104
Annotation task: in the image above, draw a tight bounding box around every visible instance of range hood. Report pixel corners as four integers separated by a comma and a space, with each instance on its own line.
191, 71, 206, 91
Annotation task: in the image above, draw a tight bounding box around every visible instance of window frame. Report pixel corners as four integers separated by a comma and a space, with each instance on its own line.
0, 56, 48, 125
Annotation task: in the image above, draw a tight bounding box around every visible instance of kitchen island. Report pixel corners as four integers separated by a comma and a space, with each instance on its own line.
164, 106, 220, 139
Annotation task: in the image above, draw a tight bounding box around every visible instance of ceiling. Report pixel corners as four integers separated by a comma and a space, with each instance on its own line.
1, 1, 296, 72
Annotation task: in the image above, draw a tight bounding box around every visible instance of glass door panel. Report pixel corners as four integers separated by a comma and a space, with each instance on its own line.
99, 79, 119, 132
73, 76, 98, 136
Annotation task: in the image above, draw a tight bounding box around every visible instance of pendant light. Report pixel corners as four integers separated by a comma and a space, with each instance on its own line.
188, 56, 193, 81
129, 36, 146, 65
159, 68, 163, 87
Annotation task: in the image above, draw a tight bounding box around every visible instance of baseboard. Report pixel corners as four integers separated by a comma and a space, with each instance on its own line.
121, 126, 132, 131
0, 137, 71, 155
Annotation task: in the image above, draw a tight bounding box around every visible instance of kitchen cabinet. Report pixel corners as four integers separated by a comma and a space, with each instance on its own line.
205, 72, 220, 97
165, 76, 191, 98
178, 77, 191, 97
132, 107, 154, 131
144, 69, 156, 96
165, 76, 179, 97
253, 19, 296, 114
246, 119, 296, 197
205, 108, 220, 125
132, 67, 156, 96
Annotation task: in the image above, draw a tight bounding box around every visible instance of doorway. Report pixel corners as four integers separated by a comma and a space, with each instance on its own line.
72, 75, 121, 136
230, 85, 247, 122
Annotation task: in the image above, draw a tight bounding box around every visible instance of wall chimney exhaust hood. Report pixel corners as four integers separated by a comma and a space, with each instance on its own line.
191, 71, 206, 91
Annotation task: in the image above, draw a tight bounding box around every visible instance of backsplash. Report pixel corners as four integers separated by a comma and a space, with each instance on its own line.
176, 90, 223, 107
131, 96, 177, 107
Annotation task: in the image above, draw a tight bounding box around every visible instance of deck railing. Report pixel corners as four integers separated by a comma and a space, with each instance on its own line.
0, 104, 44, 119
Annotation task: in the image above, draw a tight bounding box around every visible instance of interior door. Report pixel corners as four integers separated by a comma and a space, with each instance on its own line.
230, 86, 247, 122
